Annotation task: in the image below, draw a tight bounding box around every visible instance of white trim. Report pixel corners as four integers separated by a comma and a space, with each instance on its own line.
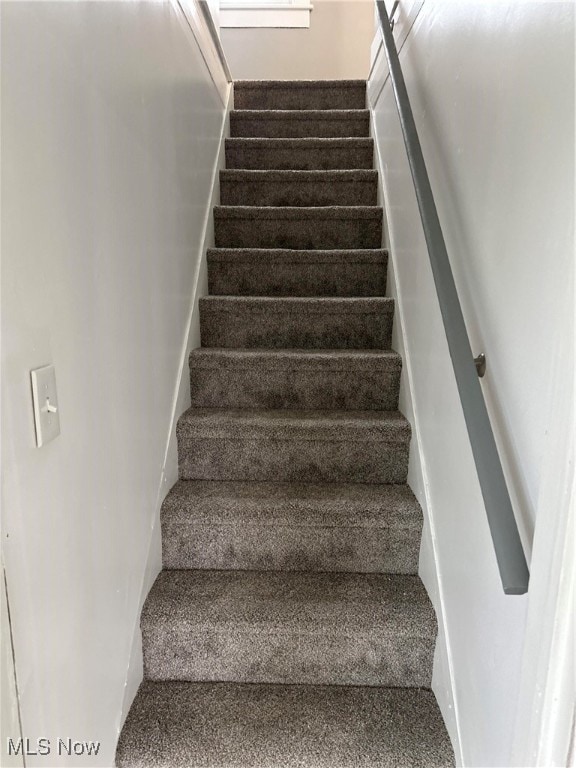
369, 106, 464, 766
157, 88, 232, 498
534, 504, 575, 766
174, 0, 231, 102
367, 17, 463, 762
511, 375, 575, 766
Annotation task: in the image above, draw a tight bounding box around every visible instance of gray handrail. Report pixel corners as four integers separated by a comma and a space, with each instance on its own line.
198, 1, 233, 83
375, 1, 529, 595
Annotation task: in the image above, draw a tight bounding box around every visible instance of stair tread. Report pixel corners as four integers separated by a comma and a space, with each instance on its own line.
220, 169, 377, 181
189, 347, 401, 369
234, 81, 366, 110
207, 247, 387, 262
232, 109, 370, 119
188, 348, 400, 411
225, 139, 374, 170
162, 480, 421, 530
226, 137, 373, 147
214, 204, 381, 219
177, 409, 409, 483
207, 249, 387, 297
177, 407, 411, 441
200, 296, 393, 312
220, 170, 377, 206
116, 681, 454, 768
214, 206, 382, 249
200, 297, 393, 349
142, 569, 435, 635
161, 481, 421, 573
230, 110, 370, 139
225, 136, 374, 148
142, 570, 432, 683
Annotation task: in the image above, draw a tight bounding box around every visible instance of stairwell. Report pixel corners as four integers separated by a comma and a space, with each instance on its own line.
116, 80, 454, 767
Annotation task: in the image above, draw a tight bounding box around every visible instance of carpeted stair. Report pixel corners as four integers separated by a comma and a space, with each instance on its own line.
116, 79, 454, 767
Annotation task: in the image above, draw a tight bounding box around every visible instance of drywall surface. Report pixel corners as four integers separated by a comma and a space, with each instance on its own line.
1, 2, 227, 765
221, 0, 375, 80
370, 1, 574, 765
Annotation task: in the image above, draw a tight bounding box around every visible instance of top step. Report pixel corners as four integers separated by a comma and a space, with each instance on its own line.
234, 80, 366, 111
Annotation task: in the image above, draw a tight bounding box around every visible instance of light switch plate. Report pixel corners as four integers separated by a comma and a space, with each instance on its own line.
31, 365, 60, 447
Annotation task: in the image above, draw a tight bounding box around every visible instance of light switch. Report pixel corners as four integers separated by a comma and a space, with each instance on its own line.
31, 365, 60, 447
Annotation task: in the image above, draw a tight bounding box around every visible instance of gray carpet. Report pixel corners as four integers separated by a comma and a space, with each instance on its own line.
176, 408, 410, 484
188, 348, 401, 410
141, 570, 435, 686
116, 79, 454, 767
199, 296, 394, 349
233, 80, 368, 110
117, 682, 453, 768
219, 169, 378, 206
207, 248, 388, 296
161, 480, 422, 573
230, 109, 371, 138
214, 205, 383, 249
225, 137, 375, 170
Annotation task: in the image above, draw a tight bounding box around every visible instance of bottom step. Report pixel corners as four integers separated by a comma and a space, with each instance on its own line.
117, 681, 454, 768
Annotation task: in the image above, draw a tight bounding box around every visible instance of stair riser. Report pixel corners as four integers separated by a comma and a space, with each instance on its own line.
214, 216, 382, 249
225, 143, 374, 170
189, 367, 400, 410
162, 522, 420, 573
208, 259, 386, 296
234, 86, 366, 111
230, 114, 370, 139
177, 436, 409, 484
219, 178, 377, 207
199, 306, 393, 349
142, 625, 432, 687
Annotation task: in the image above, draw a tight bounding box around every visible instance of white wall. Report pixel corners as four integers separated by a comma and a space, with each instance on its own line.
221, 0, 375, 81
369, 1, 574, 766
1, 2, 228, 765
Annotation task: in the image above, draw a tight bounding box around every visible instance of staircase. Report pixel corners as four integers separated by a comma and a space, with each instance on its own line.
116, 80, 454, 767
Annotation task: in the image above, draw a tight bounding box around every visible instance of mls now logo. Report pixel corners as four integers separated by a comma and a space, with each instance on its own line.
7, 739, 50, 757
7, 738, 101, 757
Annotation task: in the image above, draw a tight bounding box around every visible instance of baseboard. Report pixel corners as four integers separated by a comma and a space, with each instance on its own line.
116, 84, 233, 738
370, 108, 464, 766
158, 84, 233, 494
